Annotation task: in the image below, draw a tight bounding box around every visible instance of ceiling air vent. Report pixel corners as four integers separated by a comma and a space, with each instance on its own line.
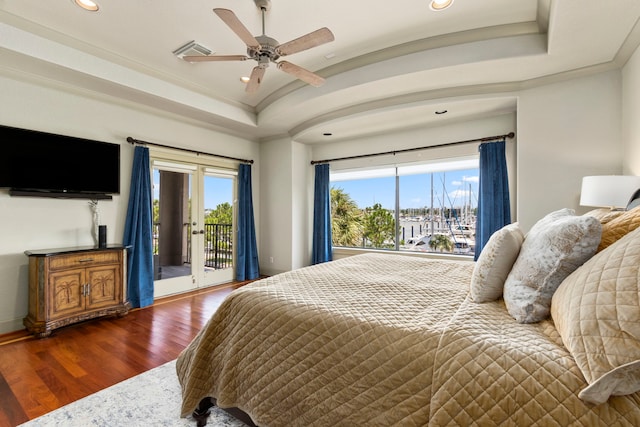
173, 41, 213, 60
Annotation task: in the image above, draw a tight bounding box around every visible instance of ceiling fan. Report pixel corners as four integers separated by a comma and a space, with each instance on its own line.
183, 0, 335, 93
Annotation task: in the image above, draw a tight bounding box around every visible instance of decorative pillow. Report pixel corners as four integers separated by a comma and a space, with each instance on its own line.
470, 223, 524, 303
551, 226, 640, 405
503, 208, 601, 323
583, 208, 625, 225
598, 205, 640, 252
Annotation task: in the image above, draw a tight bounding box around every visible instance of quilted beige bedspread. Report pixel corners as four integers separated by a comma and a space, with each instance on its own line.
176, 253, 640, 426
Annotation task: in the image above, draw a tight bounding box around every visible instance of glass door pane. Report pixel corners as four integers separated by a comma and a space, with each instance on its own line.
200, 172, 235, 285
152, 163, 197, 296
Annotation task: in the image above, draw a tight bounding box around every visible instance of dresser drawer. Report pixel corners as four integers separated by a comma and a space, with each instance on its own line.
49, 251, 120, 270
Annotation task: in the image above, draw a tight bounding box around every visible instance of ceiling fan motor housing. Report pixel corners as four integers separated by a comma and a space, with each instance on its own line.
254, 0, 272, 11
248, 35, 281, 62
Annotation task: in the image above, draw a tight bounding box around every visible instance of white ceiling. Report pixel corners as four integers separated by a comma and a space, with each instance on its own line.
1, 0, 639, 144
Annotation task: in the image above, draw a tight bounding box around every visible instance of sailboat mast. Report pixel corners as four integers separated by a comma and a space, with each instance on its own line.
430, 173, 434, 235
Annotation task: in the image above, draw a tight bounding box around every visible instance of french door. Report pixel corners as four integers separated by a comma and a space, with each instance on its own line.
151, 157, 236, 298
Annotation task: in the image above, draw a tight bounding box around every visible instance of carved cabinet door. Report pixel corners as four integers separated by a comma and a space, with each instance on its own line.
86, 264, 122, 310
49, 268, 85, 319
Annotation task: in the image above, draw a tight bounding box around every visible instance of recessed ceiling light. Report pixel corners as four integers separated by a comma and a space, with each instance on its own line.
323, 132, 333, 136
240, 76, 250, 83
430, 0, 454, 11
435, 110, 448, 115
73, 0, 99, 12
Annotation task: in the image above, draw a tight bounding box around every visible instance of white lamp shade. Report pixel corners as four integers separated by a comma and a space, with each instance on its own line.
580, 175, 640, 208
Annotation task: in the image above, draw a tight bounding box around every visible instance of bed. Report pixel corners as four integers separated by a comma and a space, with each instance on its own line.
176, 207, 640, 426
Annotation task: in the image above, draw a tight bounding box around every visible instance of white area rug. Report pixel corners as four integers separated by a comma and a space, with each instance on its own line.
18, 360, 246, 427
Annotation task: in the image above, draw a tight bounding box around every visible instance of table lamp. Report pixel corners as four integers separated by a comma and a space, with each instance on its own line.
580, 175, 640, 210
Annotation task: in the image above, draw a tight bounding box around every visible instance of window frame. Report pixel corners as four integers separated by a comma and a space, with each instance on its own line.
327, 138, 516, 260
331, 159, 479, 256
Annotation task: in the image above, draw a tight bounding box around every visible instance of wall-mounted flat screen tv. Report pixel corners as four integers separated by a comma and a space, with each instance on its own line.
0, 124, 120, 199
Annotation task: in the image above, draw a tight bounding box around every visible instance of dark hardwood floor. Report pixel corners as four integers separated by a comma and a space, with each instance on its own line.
0, 281, 250, 427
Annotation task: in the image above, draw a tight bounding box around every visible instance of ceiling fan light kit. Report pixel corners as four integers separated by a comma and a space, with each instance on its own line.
254, 0, 272, 12
182, 0, 334, 93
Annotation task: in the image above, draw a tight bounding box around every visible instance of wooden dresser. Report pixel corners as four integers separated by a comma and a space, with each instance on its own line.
24, 245, 131, 338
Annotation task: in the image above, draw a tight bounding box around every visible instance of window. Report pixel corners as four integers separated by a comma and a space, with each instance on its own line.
330, 156, 479, 257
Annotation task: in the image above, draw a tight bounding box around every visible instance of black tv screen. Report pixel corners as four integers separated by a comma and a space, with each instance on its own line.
0, 124, 120, 199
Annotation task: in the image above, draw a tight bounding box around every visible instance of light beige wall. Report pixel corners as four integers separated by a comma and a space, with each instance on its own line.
516, 70, 622, 230
259, 138, 293, 276
258, 139, 313, 273
0, 74, 259, 334
623, 44, 640, 175
309, 70, 625, 243
291, 142, 312, 269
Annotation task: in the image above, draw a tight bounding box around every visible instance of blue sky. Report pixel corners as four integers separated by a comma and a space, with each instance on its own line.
204, 175, 233, 210
330, 168, 479, 211
153, 170, 233, 210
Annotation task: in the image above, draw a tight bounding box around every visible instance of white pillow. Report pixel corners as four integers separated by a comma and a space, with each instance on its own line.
503, 208, 601, 323
470, 223, 524, 303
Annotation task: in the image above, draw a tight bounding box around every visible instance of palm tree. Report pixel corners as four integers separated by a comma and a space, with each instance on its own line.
363, 203, 395, 248
330, 187, 363, 247
429, 234, 453, 252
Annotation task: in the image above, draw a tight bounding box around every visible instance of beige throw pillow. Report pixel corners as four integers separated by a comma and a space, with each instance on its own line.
503, 208, 602, 323
598, 205, 640, 252
551, 226, 640, 405
470, 223, 524, 303
583, 208, 625, 224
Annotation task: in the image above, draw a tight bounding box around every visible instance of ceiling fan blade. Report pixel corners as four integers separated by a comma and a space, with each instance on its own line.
213, 8, 261, 50
277, 61, 325, 87
183, 55, 249, 62
275, 27, 335, 56
246, 66, 266, 93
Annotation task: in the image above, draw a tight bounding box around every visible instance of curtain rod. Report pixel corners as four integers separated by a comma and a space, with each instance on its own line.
126, 136, 254, 164
310, 132, 515, 165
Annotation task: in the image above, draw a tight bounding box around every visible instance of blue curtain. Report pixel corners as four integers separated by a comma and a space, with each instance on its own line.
123, 146, 154, 308
312, 163, 333, 264
475, 140, 511, 260
236, 163, 259, 281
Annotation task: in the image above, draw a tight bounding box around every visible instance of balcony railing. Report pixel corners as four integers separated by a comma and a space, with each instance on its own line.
153, 223, 233, 269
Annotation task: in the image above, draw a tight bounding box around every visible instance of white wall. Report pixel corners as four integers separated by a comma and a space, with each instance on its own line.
0, 75, 259, 334
623, 44, 640, 174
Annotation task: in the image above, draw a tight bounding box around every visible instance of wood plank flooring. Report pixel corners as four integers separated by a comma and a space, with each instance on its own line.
0, 281, 250, 427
